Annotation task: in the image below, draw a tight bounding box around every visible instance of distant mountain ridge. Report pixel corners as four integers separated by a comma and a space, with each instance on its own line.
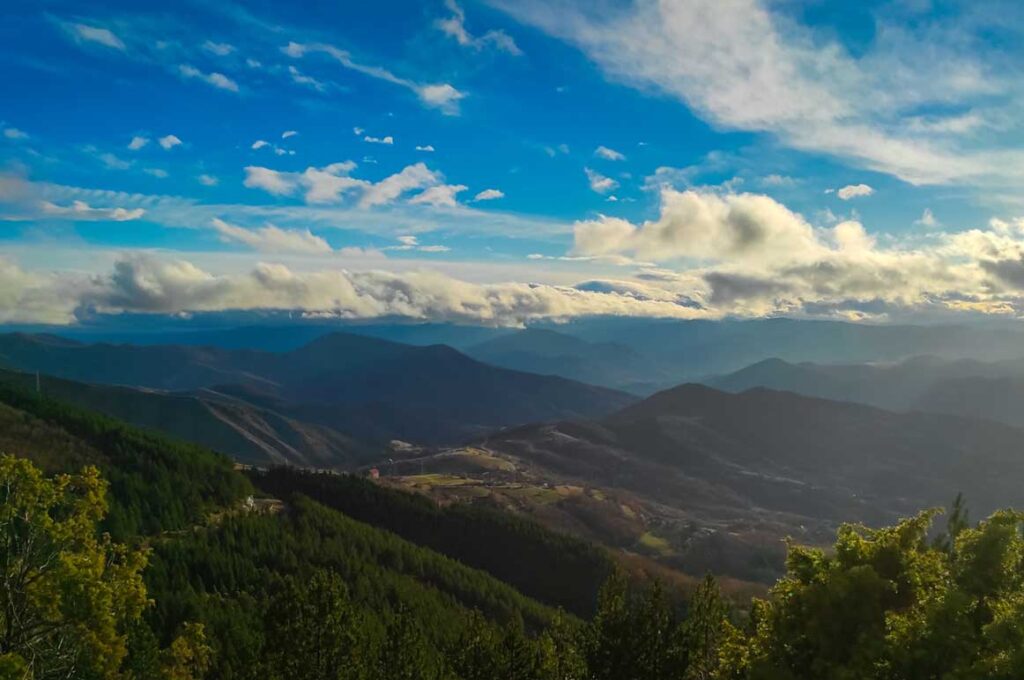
706, 355, 1024, 427
0, 332, 635, 454
29, 318, 1024, 393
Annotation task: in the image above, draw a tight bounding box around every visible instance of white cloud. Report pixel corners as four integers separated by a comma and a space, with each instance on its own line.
387, 235, 450, 252
916, 208, 938, 228
415, 145, 435, 152
282, 130, 298, 139
760, 174, 796, 187
594, 145, 625, 161
574, 189, 820, 265
179, 65, 239, 92
585, 167, 618, 194
3, 128, 29, 140
836, 183, 874, 200
66, 23, 125, 50
416, 84, 466, 114
25, 253, 697, 324
39, 200, 145, 222
127, 136, 149, 150
363, 135, 394, 145
361, 163, 440, 208
243, 166, 299, 196
0, 257, 84, 324
493, 0, 1024, 189
252, 140, 270, 150
409, 183, 467, 208
284, 42, 466, 114
158, 134, 183, 150
474, 189, 504, 201
437, 0, 522, 55
245, 162, 441, 209
353, 127, 365, 136
288, 65, 326, 91
99, 153, 131, 170
197, 174, 219, 186
202, 40, 235, 56
211, 218, 332, 255
143, 168, 169, 179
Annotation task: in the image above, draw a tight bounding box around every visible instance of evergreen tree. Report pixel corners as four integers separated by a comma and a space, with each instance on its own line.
264, 570, 370, 680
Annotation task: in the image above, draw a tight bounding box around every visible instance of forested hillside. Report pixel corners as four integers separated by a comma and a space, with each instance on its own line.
0, 380, 249, 538
252, 468, 616, 616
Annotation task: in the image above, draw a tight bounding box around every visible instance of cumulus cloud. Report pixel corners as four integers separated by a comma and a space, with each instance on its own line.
574, 189, 822, 265
210, 218, 332, 255
474, 189, 504, 201
243, 161, 445, 208
415, 145, 435, 152
158, 134, 182, 150
408, 183, 467, 208
363, 135, 394, 145
127, 136, 149, 150
283, 41, 466, 114
3, 253, 700, 325
282, 130, 298, 139
836, 183, 874, 200
197, 174, 219, 186
179, 65, 239, 92
252, 140, 269, 150
0, 258, 84, 324
39, 200, 145, 222
361, 163, 440, 207
585, 168, 618, 194
4, 128, 29, 140
594, 145, 625, 161
437, 0, 522, 55
568, 186, 1024, 318
143, 168, 168, 179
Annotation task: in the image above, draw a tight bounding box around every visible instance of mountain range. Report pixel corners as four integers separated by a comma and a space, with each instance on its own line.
706, 355, 1024, 428
0, 332, 633, 460
35, 317, 1024, 394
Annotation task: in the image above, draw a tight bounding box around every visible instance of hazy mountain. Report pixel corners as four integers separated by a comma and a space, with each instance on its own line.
916, 375, 1024, 428
0, 332, 635, 447
464, 328, 661, 393
544, 317, 1024, 382
49, 322, 512, 352
25, 317, 1024, 393
706, 355, 1024, 425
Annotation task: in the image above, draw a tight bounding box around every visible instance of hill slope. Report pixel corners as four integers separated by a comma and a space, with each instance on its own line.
474, 383, 1024, 580
465, 328, 660, 393
0, 368, 370, 467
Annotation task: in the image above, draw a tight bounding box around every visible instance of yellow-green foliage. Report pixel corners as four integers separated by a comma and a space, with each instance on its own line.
727, 508, 1024, 680
0, 454, 149, 679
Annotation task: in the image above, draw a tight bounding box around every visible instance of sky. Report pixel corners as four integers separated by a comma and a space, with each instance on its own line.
4, 0, 1024, 326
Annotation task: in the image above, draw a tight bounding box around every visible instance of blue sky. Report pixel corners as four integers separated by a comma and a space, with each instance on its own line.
4, 0, 1024, 326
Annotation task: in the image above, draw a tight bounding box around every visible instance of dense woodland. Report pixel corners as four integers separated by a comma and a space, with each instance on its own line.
5, 384, 1024, 678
